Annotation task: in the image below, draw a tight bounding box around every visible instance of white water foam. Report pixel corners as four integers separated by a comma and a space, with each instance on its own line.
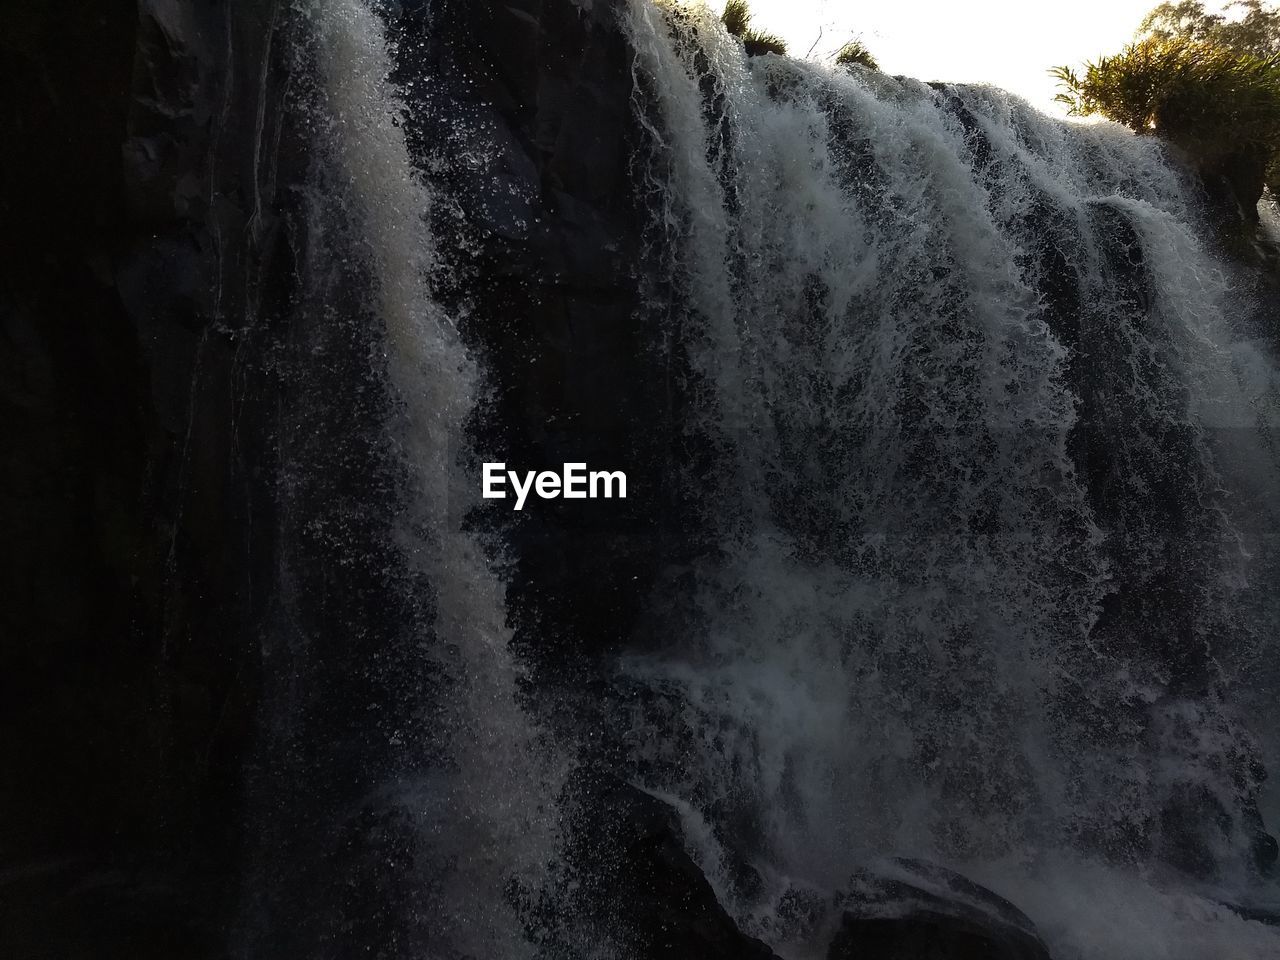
305, 1, 562, 953
620, 3, 1280, 956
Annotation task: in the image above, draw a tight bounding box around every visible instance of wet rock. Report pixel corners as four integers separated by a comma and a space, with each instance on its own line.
828, 858, 1052, 960
2, 0, 293, 955
1195, 144, 1270, 230
553, 774, 780, 960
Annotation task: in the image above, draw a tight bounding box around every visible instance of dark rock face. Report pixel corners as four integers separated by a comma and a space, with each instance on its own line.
3, 0, 240, 955
2, 0, 143, 864
1195, 145, 1270, 229
828, 859, 1052, 960
1182, 142, 1280, 275
2, 0, 295, 955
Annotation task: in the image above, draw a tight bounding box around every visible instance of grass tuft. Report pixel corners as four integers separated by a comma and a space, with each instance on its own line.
834, 40, 879, 72
743, 30, 788, 57
721, 0, 751, 38
721, 1, 788, 57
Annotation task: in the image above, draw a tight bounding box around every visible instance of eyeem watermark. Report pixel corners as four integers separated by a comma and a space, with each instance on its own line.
483, 462, 627, 511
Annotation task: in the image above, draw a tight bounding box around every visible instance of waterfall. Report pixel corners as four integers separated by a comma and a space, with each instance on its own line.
618, 4, 1280, 958
303, 1, 560, 954
270, 2, 1279, 958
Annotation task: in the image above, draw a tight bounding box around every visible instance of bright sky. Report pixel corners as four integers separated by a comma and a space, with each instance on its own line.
716, 0, 1184, 115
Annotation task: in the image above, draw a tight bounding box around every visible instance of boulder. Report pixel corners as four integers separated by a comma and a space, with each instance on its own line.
827, 858, 1052, 960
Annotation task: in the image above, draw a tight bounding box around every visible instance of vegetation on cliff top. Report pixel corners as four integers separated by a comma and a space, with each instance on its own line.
721, 0, 788, 57
718, 2, 881, 69
1139, 0, 1280, 53
835, 40, 880, 72
1053, 1, 1280, 205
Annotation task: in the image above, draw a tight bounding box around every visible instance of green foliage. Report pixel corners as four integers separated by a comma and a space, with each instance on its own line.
1053, 25, 1280, 198
742, 31, 788, 57
1140, 0, 1280, 56
834, 40, 879, 71
721, 0, 751, 37
1053, 37, 1280, 142
720, 0, 788, 56
1132, 2, 1280, 200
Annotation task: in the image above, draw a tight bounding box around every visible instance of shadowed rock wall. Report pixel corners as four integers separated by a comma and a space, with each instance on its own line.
2, 0, 292, 954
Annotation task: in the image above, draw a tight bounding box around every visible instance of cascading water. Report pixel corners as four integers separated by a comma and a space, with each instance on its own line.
299, 1, 561, 954
615, 3, 1280, 958
21, 0, 1280, 956
258, 1, 1280, 958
